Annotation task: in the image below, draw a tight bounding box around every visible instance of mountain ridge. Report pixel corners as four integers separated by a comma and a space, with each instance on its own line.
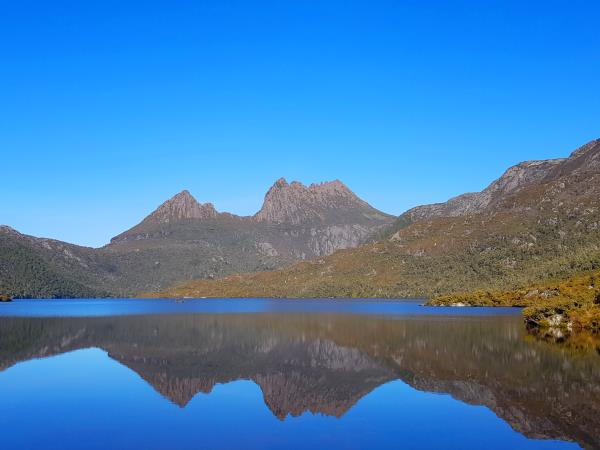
154, 138, 600, 299
141, 190, 219, 224
1, 178, 394, 297
3, 138, 599, 299
254, 178, 378, 225
398, 138, 599, 226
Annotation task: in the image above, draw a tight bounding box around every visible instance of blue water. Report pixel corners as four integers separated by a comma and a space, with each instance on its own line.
0, 297, 521, 317
0, 299, 593, 450
0, 348, 576, 450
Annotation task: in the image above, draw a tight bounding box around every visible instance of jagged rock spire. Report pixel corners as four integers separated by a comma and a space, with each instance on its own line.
144, 190, 218, 224
254, 178, 374, 225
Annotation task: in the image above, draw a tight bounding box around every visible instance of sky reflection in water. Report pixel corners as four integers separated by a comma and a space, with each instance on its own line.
0, 300, 595, 450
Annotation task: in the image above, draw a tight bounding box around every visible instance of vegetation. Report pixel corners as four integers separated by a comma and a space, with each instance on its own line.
149, 205, 600, 300
4, 139, 600, 301
153, 143, 600, 306
0, 235, 109, 298
524, 326, 600, 356
429, 270, 600, 332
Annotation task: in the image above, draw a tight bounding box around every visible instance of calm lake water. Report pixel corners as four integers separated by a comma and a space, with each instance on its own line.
0, 299, 598, 450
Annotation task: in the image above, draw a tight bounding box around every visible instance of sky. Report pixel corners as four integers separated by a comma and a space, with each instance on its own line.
1, 0, 599, 248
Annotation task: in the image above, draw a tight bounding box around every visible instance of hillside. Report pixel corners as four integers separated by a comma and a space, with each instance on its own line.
0, 179, 394, 297
153, 138, 600, 299
430, 269, 600, 332
0, 226, 110, 298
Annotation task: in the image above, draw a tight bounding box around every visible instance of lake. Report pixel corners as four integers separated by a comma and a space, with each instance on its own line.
0, 299, 598, 450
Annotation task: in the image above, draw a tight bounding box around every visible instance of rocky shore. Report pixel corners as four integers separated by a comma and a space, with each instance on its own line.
428, 270, 600, 333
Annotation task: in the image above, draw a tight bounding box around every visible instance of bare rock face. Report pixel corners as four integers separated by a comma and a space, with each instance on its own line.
144, 190, 218, 224
109, 190, 220, 244
254, 178, 382, 225
308, 224, 373, 256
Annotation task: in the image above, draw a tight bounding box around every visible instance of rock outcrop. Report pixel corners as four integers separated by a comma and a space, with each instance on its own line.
254, 178, 381, 225
142, 190, 218, 224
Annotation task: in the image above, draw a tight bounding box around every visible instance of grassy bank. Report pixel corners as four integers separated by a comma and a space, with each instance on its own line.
428, 271, 600, 332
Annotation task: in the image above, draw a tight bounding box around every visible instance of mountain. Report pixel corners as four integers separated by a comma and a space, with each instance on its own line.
155, 138, 600, 299
138, 189, 219, 224
254, 178, 384, 225
397, 138, 600, 226
0, 226, 111, 298
0, 179, 394, 297
4, 138, 599, 299
103, 178, 394, 293
111, 178, 392, 254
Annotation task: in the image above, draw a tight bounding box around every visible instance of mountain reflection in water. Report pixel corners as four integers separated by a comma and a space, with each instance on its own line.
1, 313, 598, 449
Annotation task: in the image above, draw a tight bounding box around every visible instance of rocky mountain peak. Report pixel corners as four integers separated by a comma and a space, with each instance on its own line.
399, 137, 600, 225
569, 138, 600, 159
273, 177, 289, 188
145, 190, 218, 224
483, 138, 600, 193
254, 178, 373, 225
486, 158, 565, 195
555, 138, 600, 176
109, 178, 393, 254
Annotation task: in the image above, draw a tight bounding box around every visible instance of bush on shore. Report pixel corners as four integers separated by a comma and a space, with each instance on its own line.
428, 270, 600, 332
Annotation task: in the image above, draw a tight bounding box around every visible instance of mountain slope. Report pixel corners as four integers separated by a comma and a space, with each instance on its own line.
154, 138, 600, 298
0, 226, 110, 298
98, 178, 394, 294
393, 139, 599, 229
429, 269, 600, 333
0, 179, 394, 297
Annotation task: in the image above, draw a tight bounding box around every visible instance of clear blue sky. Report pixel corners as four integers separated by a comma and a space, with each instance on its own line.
1, 1, 599, 247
